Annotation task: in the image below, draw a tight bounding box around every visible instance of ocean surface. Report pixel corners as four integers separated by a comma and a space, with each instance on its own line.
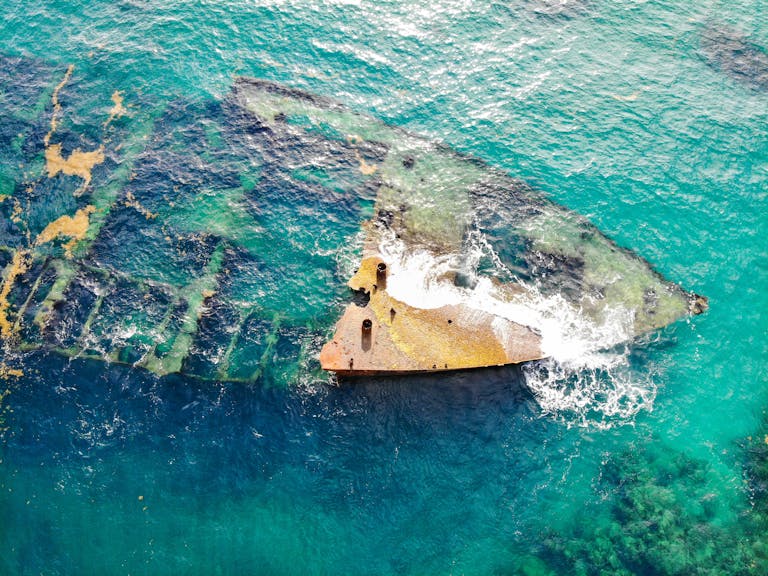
1, 1, 767, 574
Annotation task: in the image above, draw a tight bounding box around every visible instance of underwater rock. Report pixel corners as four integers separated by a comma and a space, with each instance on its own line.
743, 417, 768, 517
700, 24, 768, 91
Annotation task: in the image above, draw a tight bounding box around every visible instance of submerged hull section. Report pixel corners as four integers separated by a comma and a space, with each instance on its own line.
0, 57, 706, 381
228, 79, 710, 376
0, 59, 378, 383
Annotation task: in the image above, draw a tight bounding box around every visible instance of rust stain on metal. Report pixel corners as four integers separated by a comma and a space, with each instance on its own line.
320, 254, 544, 376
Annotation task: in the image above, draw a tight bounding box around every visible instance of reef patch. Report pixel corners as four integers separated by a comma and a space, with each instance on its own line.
700, 24, 768, 91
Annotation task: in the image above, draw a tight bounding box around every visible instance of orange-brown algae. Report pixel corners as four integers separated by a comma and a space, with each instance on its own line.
45, 144, 105, 196
35, 205, 97, 257
0, 250, 31, 338
104, 90, 127, 127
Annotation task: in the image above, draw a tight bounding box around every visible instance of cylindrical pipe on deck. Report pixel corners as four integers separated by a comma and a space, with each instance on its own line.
376, 262, 387, 289
361, 318, 373, 351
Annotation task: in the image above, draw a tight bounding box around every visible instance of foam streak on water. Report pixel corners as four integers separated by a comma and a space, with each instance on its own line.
523, 354, 658, 429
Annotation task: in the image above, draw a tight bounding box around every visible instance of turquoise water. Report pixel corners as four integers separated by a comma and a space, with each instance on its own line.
1, 1, 767, 574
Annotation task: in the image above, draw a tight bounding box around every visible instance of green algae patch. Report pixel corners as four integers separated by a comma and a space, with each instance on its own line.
537, 442, 768, 576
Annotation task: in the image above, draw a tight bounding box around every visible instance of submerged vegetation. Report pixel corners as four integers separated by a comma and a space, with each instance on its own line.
743, 414, 768, 517
700, 24, 768, 92
528, 426, 768, 576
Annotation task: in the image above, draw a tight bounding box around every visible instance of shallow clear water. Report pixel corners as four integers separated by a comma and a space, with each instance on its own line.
1, 1, 767, 574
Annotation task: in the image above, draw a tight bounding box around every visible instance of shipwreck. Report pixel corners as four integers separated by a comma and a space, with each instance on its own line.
0, 56, 706, 381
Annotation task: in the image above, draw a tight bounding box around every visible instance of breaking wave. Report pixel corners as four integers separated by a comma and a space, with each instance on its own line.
377, 229, 658, 428
522, 353, 658, 429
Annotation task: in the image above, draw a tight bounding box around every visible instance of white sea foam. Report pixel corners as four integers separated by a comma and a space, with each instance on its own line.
378, 232, 634, 358
377, 230, 656, 427
522, 354, 658, 429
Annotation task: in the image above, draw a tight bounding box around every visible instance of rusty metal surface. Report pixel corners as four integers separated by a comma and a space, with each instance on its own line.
319, 255, 544, 375
315, 91, 708, 376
